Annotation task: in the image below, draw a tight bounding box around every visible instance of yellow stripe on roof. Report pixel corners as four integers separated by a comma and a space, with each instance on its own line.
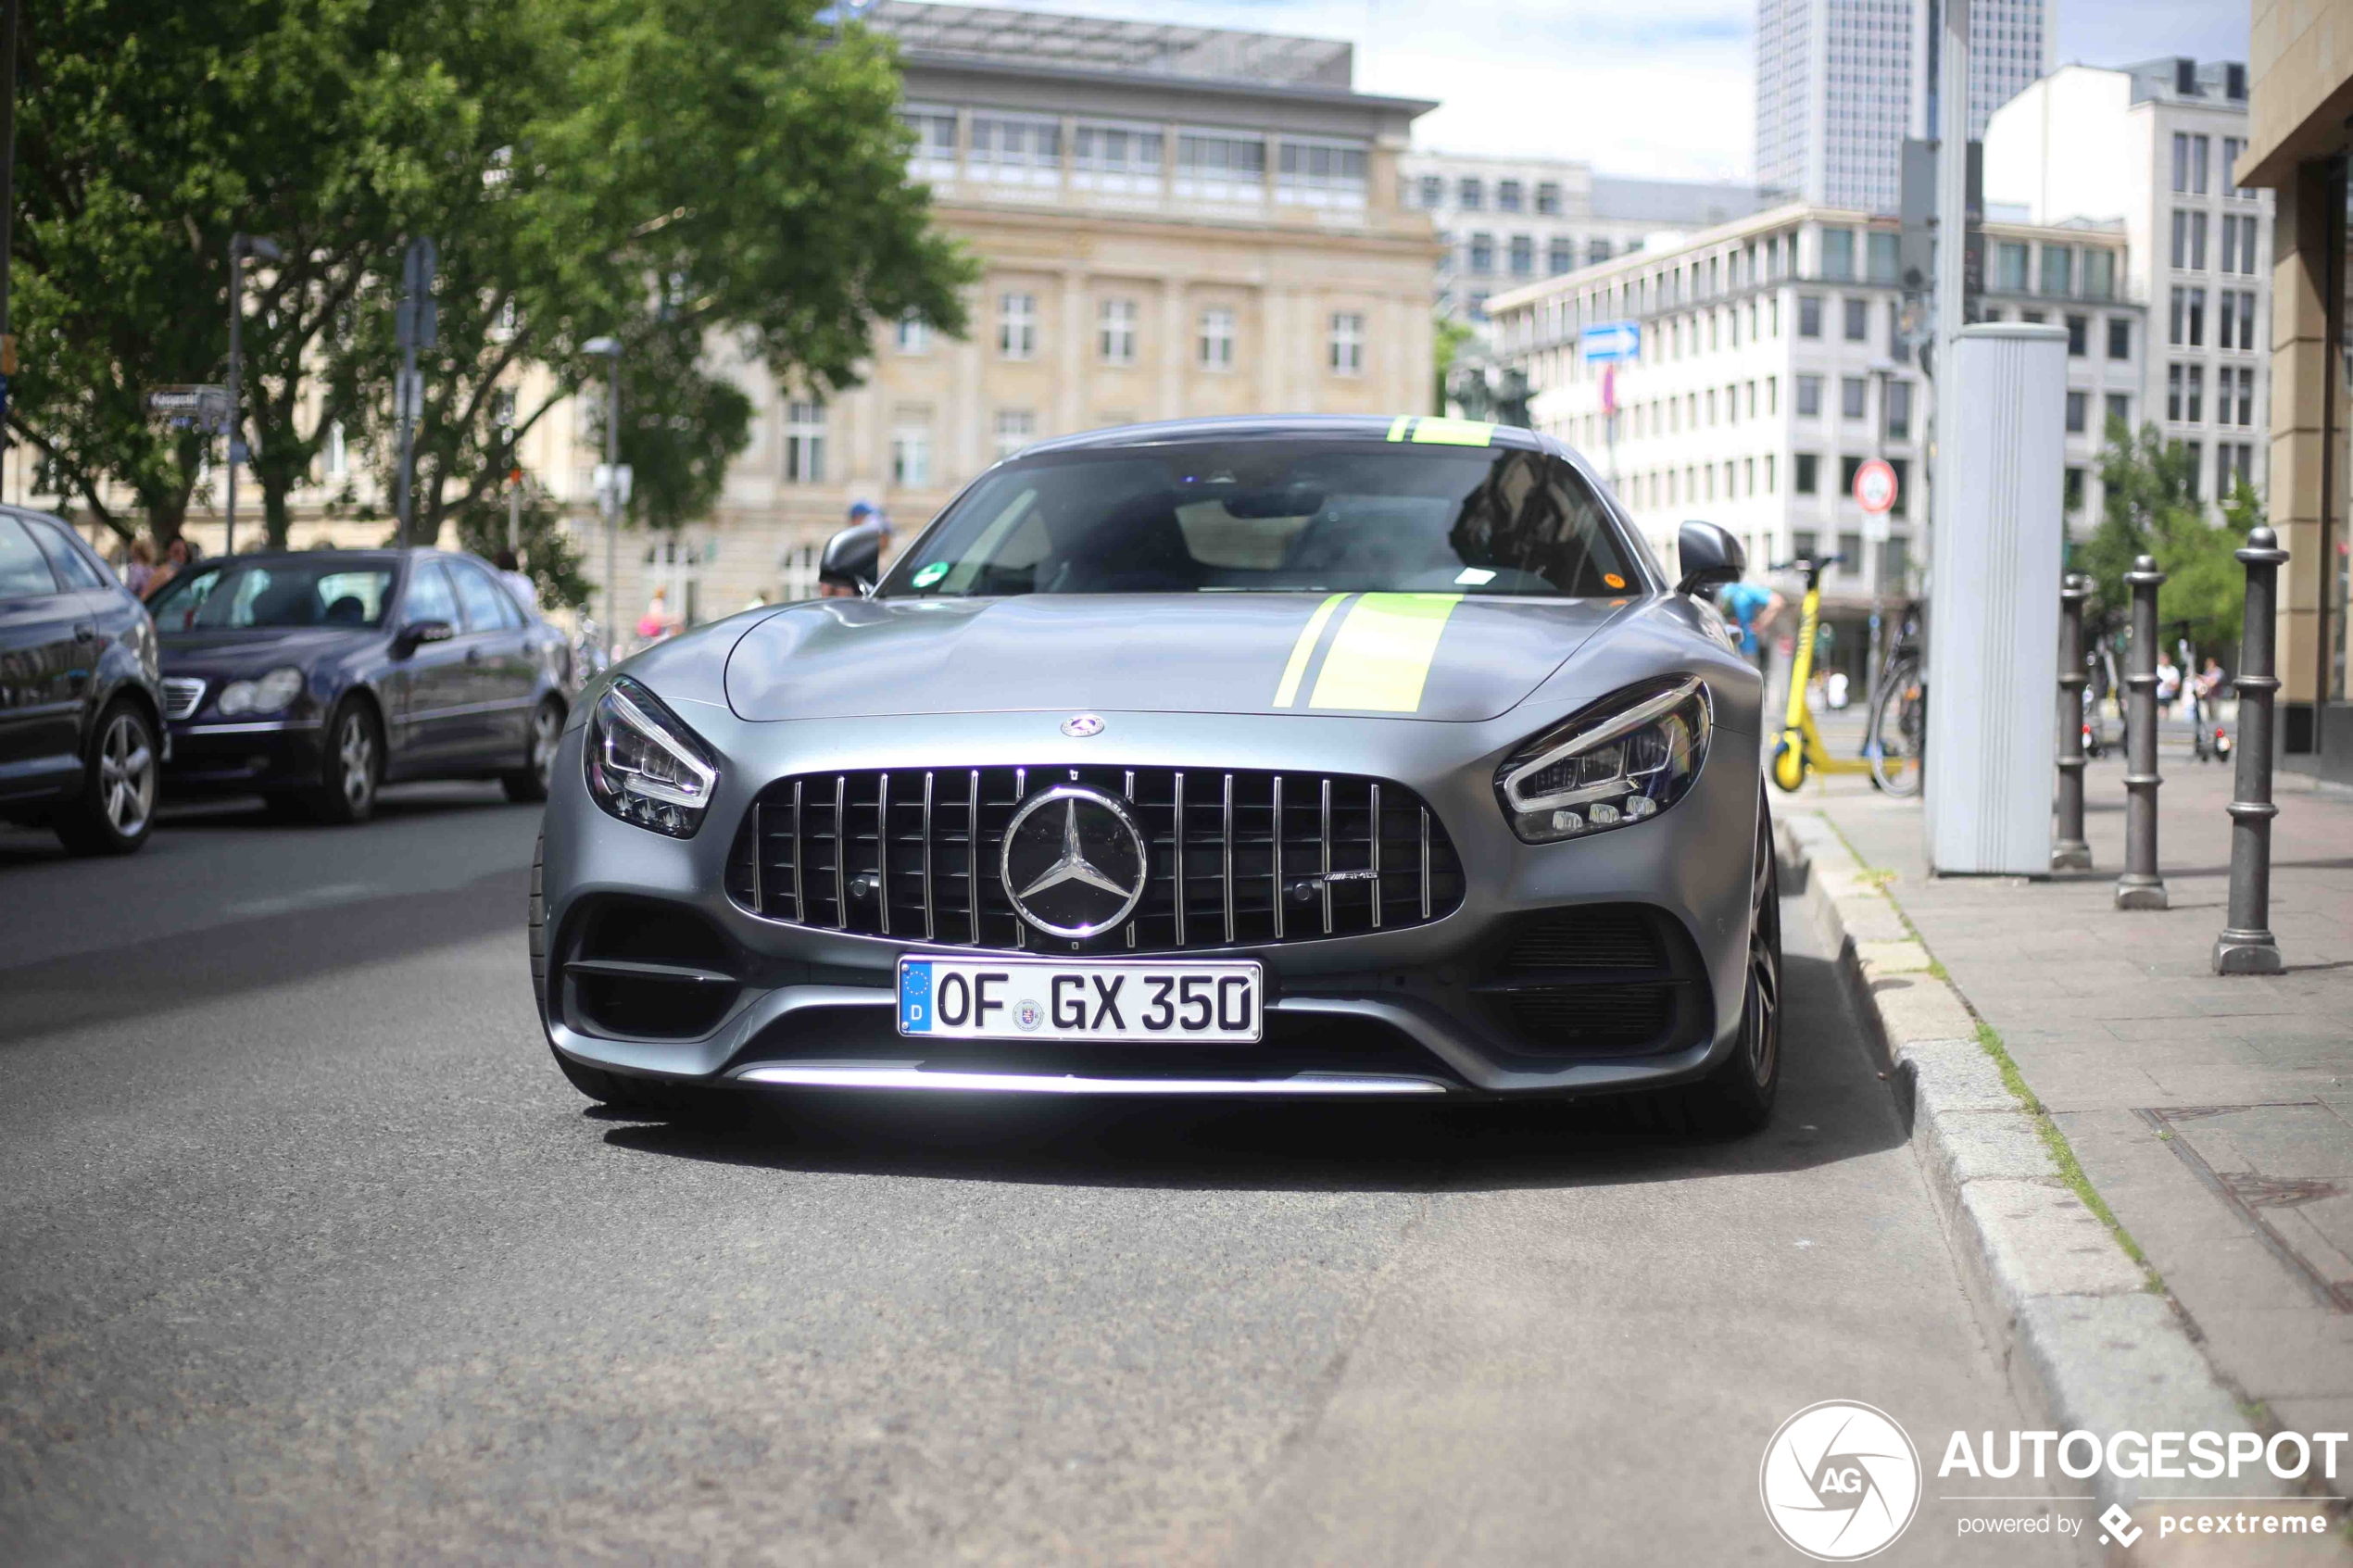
1403, 417, 1493, 446
1307, 593, 1463, 713
1272, 593, 1349, 708
1385, 414, 1413, 442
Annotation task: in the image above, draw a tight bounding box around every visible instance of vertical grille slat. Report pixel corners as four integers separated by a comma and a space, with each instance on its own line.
735, 765, 1460, 953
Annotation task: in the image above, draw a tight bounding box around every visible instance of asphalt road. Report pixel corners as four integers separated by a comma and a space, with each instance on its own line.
1, 786, 2073, 1564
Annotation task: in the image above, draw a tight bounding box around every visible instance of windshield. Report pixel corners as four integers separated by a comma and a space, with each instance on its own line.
877, 439, 1638, 599
148, 560, 397, 632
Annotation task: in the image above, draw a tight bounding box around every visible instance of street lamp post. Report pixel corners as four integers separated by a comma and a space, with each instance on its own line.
584, 337, 623, 660
225, 233, 283, 557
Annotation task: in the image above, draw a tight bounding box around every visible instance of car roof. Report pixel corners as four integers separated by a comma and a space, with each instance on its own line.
1014, 414, 1558, 458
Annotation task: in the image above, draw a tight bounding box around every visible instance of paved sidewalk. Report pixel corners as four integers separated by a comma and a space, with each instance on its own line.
1806, 746, 2353, 1452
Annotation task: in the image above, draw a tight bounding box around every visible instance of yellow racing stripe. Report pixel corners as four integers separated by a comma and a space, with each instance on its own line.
1385, 414, 1413, 442
1307, 593, 1464, 713
1404, 417, 1494, 446
1272, 593, 1349, 708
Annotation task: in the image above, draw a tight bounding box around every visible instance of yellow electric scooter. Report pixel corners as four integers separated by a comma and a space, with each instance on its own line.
1767, 555, 1879, 793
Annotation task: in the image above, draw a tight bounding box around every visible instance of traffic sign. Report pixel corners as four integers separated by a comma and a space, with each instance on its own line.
1580, 321, 1642, 363
1854, 458, 1898, 515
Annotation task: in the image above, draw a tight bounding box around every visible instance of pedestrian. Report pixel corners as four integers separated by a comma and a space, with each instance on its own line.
1716, 578, 1784, 674
120, 539, 156, 597
819, 499, 891, 599
636, 586, 677, 646
2155, 652, 2183, 715
493, 547, 538, 616
144, 535, 195, 600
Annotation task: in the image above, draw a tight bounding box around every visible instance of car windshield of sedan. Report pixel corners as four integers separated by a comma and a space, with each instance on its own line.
878, 439, 1638, 598
148, 561, 396, 632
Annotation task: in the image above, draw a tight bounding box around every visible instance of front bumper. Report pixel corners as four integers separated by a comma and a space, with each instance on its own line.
538, 702, 1761, 1098
162, 718, 325, 792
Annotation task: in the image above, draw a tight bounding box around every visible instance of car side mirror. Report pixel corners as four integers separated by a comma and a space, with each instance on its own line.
1674, 521, 1745, 597
394, 619, 456, 657
819, 521, 887, 594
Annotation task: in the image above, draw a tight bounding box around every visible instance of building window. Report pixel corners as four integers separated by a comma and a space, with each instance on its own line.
784, 400, 825, 483
2172, 132, 2192, 193
899, 106, 958, 172
1587, 238, 1612, 266
2065, 314, 2087, 357
1074, 122, 1164, 175
1868, 232, 1899, 283
2232, 289, 2259, 349
1467, 232, 1495, 274
2192, 133, 2210, 194
1457, 176, 1483, 209
1199, 307, 1236, 370
971, 114, 1062, 175
1328, 311, 1365, 375
998, 292, 1037, 359
2234, 365, 2256, 425
1880, 537, 1909, 583
1840, 376, 1868, 420
1176, 132, 1266, 198
1536, 182, 1562, 216
1548, 237, 1575, 275
1497, 179, 1523, 212
2108, 317, 2132, 360
1509, 234, 1535, 277
2066, 390, 2088, 434
2186, 365, 2205, 422
1418, 175, 1443, 208
897, 314, 931, 354
992, 408, 1035, 460
1277, 140, 1369, 205
2106, 393, 2131, 431
1798, 295, 1822, 338
1997, 243, 2030, 292
2169, 286, 2207, 347
2167, 363, 2183, 421
1098, 298, 1138, 366
2182, 441, 2203, 495
1765, 454, 1777, 493
1820, 228, 1856, 280
2085, 250, 2117, 299
891, 420, 932, 487
2065, 467, 2085, 511
1795, 374, 1822, 417
2040, 246, 2073, 296
1842, 296, 1868, 343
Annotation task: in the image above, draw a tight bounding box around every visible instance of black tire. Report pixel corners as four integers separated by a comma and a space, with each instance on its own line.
1867, 657, 1925, 797
530, 830, 685, 1117
55, 699, 159, 856
303, 697, 383, 824
503, 698, 563, 804
1636, 795, 1782, 1136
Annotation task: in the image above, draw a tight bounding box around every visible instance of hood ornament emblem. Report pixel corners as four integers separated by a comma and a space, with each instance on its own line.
1000, 784, 1148, 938
1061, 713, 1104, 737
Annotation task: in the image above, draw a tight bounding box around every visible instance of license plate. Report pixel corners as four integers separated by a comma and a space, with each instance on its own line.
897, 957, 1263, 1044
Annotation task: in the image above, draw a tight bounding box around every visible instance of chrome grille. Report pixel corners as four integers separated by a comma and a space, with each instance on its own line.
725, 766, 1465, 953
161, 678, 206, 721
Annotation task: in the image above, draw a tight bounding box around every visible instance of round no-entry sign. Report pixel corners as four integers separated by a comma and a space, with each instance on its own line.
1854, 458, 1898, 515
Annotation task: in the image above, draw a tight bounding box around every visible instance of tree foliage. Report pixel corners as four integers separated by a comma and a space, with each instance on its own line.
2077, 420, 2252, 653
8, 0, 975, 565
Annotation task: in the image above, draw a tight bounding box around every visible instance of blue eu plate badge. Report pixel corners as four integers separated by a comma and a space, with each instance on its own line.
900, 961, 933, 1033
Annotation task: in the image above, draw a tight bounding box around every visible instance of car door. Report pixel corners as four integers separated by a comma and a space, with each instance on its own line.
0, 515, 91, 803
446, 557, 536, 761
389, 558, 472, 772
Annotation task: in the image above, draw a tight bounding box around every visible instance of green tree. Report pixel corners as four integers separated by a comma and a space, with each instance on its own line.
1432, 314, 1473, 415
2078, 420, 2249, 651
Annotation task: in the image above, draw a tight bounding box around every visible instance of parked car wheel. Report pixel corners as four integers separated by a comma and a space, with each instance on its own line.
503, 698, 563, 804
55, 700, 159, 856
305, 699, 383, 824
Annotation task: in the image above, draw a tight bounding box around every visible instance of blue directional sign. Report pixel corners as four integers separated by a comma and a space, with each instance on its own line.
1580, 320, 1642, 363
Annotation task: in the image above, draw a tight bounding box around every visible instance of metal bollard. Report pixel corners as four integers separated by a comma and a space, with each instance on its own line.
2115, 554, 2168, 909
2054, 574, 2093, 870
2214, 527, 2289, 974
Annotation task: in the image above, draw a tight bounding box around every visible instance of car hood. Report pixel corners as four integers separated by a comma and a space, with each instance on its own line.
723, 593, 1630, 722
159, 626, 371, 675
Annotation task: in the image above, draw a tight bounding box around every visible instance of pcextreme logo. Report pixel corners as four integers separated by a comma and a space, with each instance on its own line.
1759, 1400, 1923, 1561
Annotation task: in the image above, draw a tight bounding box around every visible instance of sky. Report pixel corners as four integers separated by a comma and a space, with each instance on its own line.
920, 0, 2253, 182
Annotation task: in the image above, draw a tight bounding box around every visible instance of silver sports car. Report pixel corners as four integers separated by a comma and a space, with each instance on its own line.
532, 415, 1780, 1131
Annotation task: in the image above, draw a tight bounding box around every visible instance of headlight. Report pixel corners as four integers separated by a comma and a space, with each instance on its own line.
585, 676, 720, 837
1495, 676, 1711, 844
215, 666, 306, 716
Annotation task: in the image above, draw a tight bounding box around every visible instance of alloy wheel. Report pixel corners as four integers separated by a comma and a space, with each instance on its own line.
340, 712, 377, 811
1743, 813, 1781, 1087
99, 712, 156, 838
531, 704, 560, 788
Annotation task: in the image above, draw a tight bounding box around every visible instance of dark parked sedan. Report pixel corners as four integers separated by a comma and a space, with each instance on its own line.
0, 506, 169, 854
150, 547, 573, 822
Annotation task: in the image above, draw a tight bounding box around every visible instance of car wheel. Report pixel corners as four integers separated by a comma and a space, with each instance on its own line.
305, 699, 382, 824
55, 700, 159, 856
1637, 795, 1781, 1136
503, 698, 563, 804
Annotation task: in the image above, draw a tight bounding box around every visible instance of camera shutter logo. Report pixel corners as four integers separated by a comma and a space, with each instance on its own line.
1758, 1400, 1920, 1561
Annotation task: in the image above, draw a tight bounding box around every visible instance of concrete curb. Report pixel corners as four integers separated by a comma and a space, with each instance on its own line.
1773, 810, 2272, 1521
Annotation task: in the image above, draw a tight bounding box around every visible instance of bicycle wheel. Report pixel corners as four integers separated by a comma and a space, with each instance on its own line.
1867, 657, 1925, 797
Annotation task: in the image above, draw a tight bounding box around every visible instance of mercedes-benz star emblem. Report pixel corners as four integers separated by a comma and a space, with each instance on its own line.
1000, 784, 1147, 939
1061, 713, 1104, 737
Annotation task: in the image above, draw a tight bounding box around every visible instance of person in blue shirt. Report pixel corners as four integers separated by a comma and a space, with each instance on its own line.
1718, 580, 1784, 671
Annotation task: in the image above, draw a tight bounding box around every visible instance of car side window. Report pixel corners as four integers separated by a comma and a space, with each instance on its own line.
0, 518, 61, 602
448, 559, 510, 633
403, 561, 459, 628
23, 518, 107, 591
